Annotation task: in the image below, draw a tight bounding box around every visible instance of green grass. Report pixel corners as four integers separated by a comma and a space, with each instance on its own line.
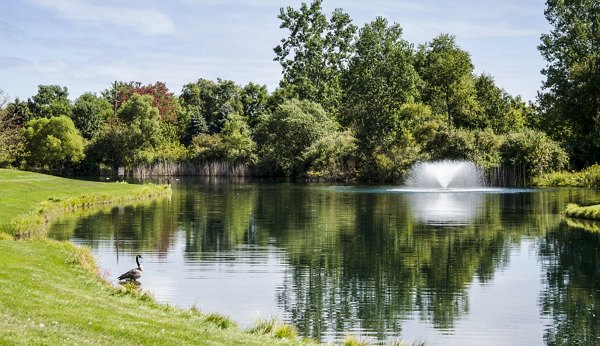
0, 239, 303, 345
532, 166, 600, 224
0, 168, 170, 238
532, 164, 600, 188
566, 203, 600, 221
0, 169, 307, 345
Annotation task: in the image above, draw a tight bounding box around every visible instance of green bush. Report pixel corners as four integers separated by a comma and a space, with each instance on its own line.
533, 164, 600, 188
304, 130, 357, 181
425, 127, 503, 169
255, 99, 337, 176
500, 128, 568, 177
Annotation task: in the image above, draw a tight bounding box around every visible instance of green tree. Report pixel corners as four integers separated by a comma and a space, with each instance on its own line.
538, 0, 600, 167
474, 74, 525, 133
0, 91, 23, 167
188, 114, 256, 163
500, 129, 568, 178
71, 93, 113, 140
274, 0, 357, 113
88, 94, 164, 169
219, 114, 256, 162
241, 82, 269, 127
4, 98, 31, 126
27, 85, 72, 119
341, 18, 421, 179
416, 34, 480, 128
304, 130, 357, 180
179, 78, 243, 135
255, 99, 336, 176
22, 115, 84, 172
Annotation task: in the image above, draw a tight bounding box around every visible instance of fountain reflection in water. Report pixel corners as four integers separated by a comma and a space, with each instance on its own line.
401, 160, 486, 225
406, 160, 484, 189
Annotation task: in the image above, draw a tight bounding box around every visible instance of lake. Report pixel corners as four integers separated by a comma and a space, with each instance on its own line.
49, 178, 600, 345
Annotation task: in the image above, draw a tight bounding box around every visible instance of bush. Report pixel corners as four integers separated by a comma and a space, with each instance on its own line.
533, 164, 600, 188
500, 128, 568, 177
255, 99, 337, 176
425, 127, 503, 169
304, 130, 357, 181
22, 115, 85, 173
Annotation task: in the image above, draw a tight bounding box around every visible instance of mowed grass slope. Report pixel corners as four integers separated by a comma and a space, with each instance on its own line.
0, 240, 301, 345
0, 169, 305, 345
0, 169, 147, 227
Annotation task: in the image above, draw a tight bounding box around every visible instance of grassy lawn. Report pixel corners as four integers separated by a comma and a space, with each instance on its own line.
0, 169, 307, 345
566, 203, 600, 221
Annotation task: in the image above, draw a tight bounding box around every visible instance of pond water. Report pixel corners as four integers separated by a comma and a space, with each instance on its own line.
49, 179, 600, 345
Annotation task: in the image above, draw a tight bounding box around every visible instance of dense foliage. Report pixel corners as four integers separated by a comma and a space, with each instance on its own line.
0, 0, 592, 183
537, 0, 600, 168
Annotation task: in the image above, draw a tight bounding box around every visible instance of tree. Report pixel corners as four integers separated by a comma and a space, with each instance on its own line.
416, 34, 480, 128
4, 98, 31, 127
240, 82, 269, 127
22, 116, 84, 173
274, 0, 357, 113
27, 85, 71, 119
538, 0, 600, 167
102, 81, 179, 123
0, 90, 23, 167
474, 74, 525, 133
219, 114, 256, 162
255, 99, 336, 176
116, 94, 163, 151
71, 93, 113, 140
179, 78, 243, 134
189, 114, 256, 163
88, 94, 164, 169
342, 18, 420, 154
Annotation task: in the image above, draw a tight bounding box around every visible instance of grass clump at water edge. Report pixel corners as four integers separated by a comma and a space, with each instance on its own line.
566, 203, 600, 221
532, 164, 600, 188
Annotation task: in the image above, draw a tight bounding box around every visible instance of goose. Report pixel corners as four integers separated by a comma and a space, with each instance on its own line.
118, 255, 143, 281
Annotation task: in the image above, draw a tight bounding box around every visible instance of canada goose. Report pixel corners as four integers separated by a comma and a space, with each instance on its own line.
118, 255, 143, 281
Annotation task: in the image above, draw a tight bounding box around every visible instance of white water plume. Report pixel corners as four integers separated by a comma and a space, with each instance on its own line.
405, 160, 484, 189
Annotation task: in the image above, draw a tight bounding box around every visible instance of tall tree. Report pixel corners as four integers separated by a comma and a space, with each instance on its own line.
341, 17, 421, 176
416, 34, 479, 128
538, 0, 600, 167
240, 82, 269, 128
27, 85, 71, 119
71, 93, 113, 140
474, 74, 526, 133
0, 91, 23, 167
179, 78, 242, 135
255, 99, 336, 176
274, 0, 357, 113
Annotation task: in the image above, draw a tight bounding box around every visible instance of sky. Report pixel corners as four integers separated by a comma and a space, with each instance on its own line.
0, 0, 550, 102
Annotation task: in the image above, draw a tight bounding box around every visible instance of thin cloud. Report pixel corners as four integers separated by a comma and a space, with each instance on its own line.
27, 0, 176, 36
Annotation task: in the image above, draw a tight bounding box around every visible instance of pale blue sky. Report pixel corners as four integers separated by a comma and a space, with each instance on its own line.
1, 0, 549, 102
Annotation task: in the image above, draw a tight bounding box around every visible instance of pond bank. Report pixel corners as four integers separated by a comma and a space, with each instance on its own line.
0, 169, 307, 345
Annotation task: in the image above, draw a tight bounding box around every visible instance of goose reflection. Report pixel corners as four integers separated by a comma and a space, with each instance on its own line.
407, 191, 485, 226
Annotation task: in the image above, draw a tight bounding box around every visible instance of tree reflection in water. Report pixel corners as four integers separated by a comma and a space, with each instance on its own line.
48, 180, 600, 344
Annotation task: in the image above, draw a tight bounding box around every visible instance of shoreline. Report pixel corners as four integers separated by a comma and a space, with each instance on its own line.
0, 169, 306, 345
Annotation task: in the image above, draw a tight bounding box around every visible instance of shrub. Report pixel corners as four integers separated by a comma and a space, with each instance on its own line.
533, 164, 600, 188
500, 129, 568, 177
304, 130, 357, 181
204, 312, 237, 329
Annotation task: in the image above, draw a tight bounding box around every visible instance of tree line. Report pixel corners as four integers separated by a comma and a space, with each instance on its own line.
0, 0, 595, 182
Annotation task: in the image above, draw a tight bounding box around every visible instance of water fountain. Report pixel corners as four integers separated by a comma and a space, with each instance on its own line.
404, 160, 484, 190
402, 160, 486, 225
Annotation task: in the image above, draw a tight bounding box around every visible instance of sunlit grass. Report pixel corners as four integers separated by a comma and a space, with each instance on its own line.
0, 169, 308, 345
566, 203, 600, 221
0, 169, 170, 238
